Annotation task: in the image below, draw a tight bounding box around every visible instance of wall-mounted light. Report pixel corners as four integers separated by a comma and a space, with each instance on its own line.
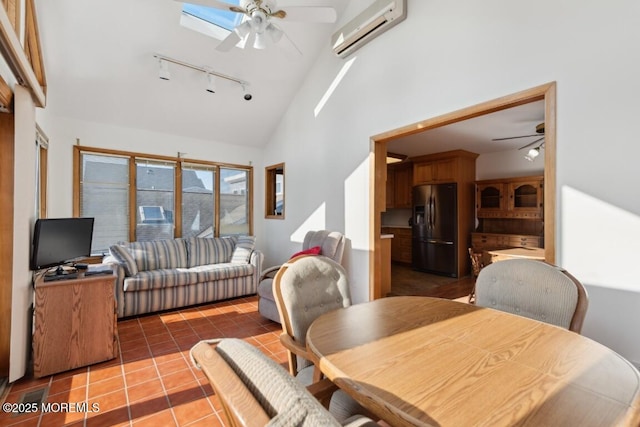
153, 54, 250, 99
158, 59, 170, 80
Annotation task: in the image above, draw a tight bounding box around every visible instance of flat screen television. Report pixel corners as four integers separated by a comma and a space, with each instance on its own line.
30, 217, 95, 272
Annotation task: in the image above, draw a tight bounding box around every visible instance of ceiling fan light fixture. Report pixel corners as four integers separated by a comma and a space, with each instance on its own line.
265, 23, 283, 43
235, 21, 252, 39
525, 147, 541, 162
158, 59, 170, 80
254, 32, 267, 49
250, 9, 268, 33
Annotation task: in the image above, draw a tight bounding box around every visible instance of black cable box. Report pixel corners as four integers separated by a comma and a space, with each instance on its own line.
85, 269, 112, 276
44, 272, 78, 282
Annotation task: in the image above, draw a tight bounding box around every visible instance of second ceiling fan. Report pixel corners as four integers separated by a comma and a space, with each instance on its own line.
183, 0, 337, 54
492, 122, 545, 150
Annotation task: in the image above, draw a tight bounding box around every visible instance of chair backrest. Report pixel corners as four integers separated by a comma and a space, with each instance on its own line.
274, 255, 352, 372
468, 247, 484, 278
190, 338, 342, 427
303, 230, 346, 264
475, 259, 588, 333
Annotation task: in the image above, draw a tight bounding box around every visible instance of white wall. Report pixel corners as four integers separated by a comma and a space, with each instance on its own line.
34, 114, 266, 248
262, 0, 640, 364
10, 85, 37, 381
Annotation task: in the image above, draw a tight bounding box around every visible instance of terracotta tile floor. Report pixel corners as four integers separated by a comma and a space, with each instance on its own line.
0, 296, 285, 427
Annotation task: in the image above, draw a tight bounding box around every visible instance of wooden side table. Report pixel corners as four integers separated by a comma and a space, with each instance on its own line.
32, 268, 118, 378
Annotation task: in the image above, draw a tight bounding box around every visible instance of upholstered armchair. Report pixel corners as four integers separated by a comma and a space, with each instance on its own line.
475, 259, 589, 333
257, 230, 346, 323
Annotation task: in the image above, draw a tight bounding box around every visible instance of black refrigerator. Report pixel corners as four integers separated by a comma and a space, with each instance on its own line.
412, 183, 458, 277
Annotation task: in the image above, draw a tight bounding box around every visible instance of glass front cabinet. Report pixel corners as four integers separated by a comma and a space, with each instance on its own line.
476, 183, 506, 218
476, 176, 543, 219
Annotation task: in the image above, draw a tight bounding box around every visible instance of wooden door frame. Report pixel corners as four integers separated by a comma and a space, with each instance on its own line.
369, 82, 557, 300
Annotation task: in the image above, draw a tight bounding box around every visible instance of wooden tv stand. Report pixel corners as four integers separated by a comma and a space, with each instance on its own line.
33, 268, 118, 378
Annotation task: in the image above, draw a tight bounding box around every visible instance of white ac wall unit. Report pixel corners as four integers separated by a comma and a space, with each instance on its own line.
331, 0, 407, 58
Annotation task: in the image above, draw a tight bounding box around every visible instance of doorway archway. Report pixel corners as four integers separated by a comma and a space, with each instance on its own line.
369, 82, 556, 299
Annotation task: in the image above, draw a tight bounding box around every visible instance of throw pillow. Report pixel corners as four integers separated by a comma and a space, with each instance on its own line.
290, 246, 322, 259
109, 244, 138, 276
231, 235, 256, 264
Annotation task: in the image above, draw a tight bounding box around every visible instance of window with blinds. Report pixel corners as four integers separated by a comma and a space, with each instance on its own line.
79, 153, 130, 254
182, 163, 216, 238
220, 167, 249, 236
75, 147, 252, 253
136, 159, 176, 242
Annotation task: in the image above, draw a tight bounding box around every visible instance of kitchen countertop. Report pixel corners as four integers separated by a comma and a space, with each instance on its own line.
381, 234, 394, 239
381, 225, 411, 229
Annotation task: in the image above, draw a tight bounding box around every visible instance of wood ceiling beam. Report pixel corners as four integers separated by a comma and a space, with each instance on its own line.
0, 0, 45, 107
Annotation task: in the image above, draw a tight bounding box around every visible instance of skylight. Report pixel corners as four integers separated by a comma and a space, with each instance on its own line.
181, 2, 243, 40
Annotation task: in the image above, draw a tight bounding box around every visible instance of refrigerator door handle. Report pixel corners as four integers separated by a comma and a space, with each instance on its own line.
432, 198, 436, 228
427, 239, 454, 245
428, 196, 434, 229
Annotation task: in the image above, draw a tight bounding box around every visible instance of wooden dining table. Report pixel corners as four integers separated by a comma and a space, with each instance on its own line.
306, 296, 640, 427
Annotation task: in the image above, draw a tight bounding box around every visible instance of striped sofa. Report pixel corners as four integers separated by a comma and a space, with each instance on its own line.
104, 236, 262, 318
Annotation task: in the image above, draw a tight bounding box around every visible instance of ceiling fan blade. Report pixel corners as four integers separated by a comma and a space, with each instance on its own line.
277, 29, 303, 57
216, 30, 242, 52
177, 0, 240, 12
278, 6, 337, 23
492, 133, 542, 142
518, 137, 545, 150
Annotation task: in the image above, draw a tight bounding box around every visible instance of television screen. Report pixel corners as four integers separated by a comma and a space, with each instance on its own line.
30, 217, 95, 271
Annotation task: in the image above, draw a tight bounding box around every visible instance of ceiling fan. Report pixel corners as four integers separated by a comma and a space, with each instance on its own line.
182, 0, 337, 54
492, 122, 545, 150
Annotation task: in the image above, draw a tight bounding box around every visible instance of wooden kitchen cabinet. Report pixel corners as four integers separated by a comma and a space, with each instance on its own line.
413, 158, 455, 184
382, 227, 412, 264
472, 232, 542, 251
33, 270, 118, 378
386, 162, 412, 209
476, 182, 506, 217
476, 175, 543, 219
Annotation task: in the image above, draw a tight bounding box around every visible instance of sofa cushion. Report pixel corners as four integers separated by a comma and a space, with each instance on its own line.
190, 263, 255, 282
123, 268, 196, 292
123, 264, 254, 292
231, 235, 256, 264
109, 244, 139, 276
128, 238, 188, 271
186, 237, 235, 268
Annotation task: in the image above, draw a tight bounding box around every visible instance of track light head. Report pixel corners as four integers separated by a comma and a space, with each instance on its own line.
206, 73, 216, 93
242, 84, 252, 101
158, 59, 170, 80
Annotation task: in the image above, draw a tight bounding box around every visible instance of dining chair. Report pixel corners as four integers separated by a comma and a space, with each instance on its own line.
467, 247, 485, 303
475, 258, 589, 333
190, 338, 378, 427
257, 230, 346, 323
273, 254, 373, 423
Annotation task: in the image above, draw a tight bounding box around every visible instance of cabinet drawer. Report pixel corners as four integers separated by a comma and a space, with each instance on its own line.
508, 236, 541, 247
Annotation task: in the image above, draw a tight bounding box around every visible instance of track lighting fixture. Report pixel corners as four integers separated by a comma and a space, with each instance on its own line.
158, 59, 170, 80
206, 73, 216, 94
152, 54, 249, 98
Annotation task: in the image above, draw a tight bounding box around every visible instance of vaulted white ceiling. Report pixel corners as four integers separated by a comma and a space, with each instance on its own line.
35, 0, 544, 154
35, 0, 348, 147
